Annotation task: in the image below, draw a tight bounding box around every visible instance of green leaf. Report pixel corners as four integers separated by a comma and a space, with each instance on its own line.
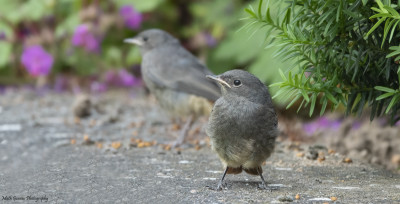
309, 93, 317, 117
362, 0, 368, 6
126, 46, 141, 65
301, 89, 310, 102
325, 91, 339, 104
55, 15, 80, 38
389, 20, 400, 43
376, 0, 388, 13
385, 94, 399, 113
245, 8, 257, 19
320, 97, 328, 116
288, 71, 294, 84
336, 0, 343, 22
0, 42, 12, 68
366, 17, 387, 37
375, 86, 396, 92
296, 98, 305, 113
272, 86, 290, 99
383, 5, 400, 17
279, 69, 287, 81
115, 0, 164, 12
286, 93, 301, 109
376, 92, 395, 100
381, 18, 395, 47
257, 0, 263, 18
0, 21, 13, 37
386, 47, 400, 58
106, 47, 122, 66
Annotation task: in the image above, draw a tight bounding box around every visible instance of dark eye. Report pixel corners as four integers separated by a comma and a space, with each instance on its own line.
143, 36, 148, 41
233, 80, 241, 86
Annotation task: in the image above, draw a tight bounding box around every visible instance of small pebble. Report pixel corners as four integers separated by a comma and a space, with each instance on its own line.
343, 158, 353, 163
306, 149, 318, 160
111, 142, 121, 149
72, 94, 91, 118
277, 195, 293, 202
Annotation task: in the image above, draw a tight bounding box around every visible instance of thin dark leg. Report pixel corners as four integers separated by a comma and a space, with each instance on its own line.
172, 115, 193, 147
257, 168, 271, 191
216, 167, 229, 191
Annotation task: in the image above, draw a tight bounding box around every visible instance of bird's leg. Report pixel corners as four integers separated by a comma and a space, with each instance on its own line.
257, 168, 272, 191
172, 115, 193, 147
216, 167, 229, 191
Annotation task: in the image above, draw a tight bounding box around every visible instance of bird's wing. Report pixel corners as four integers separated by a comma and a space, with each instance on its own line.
144, 46, 221, 101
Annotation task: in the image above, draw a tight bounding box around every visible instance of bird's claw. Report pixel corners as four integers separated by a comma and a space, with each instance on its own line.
214, 181, 226, 191
258, 183, 273, 192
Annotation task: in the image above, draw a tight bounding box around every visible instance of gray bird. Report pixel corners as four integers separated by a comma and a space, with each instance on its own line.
124, 29, 221, 145
206, 69, 278, 190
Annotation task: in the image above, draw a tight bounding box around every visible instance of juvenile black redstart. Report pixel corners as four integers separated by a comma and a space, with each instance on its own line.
124, 29, 221, 145
206, 69, 278, 190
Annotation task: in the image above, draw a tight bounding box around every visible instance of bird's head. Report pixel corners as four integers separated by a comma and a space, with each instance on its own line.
124, 29, 179, 55
206, 69, 271, 104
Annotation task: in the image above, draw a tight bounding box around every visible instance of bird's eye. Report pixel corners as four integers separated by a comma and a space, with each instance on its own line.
233, 80, 241, 87
143, 36, 148, 41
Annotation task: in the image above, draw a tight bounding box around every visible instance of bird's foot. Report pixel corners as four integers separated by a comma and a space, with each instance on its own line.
216, 183, 225, 191
170, 140, 182, 148
207, 181, 226, 191
258, 183, 274, 192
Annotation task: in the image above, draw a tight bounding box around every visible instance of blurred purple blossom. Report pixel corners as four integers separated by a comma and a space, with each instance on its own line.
90, 81, 107, 93
204, 32, 217, 47
104, 69, 141, 87
352, 121, 362, 130
54, 75, 68, 92
118, 69, 141, 87
119, 5, 142, 30
303, 117, 342, 135
71, 24, 100, 52
0, 32, 5, 40
21, 45, 53, 77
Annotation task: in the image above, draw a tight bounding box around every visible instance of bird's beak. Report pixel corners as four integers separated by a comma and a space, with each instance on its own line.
124, 38, 143, 46
206, 75, 231, 88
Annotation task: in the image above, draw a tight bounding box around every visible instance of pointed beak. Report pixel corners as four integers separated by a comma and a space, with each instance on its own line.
206, 75, 231, 88
124, 38, 143, 46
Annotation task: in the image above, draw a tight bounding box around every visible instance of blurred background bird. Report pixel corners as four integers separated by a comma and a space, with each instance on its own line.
125, 29, 221, 146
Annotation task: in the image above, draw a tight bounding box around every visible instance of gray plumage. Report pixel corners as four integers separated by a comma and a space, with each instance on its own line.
206, 69, 278, 190
124, 29, 221, 145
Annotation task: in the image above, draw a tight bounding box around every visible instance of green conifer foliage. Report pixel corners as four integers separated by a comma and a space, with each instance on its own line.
245, 0, 400, 124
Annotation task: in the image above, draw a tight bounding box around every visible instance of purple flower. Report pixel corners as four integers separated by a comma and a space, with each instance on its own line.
21, 45, 53, 77
303, 116, 342, 135
352, 121, 362, 130
118, 69, 140, 87
71, 24, 100, 52
54, 75, 68, 92
104, 69, 141, 87
0, 32, 5, 40
90, 81, 107, 93
119, 5, 142, 30
204, 32, 217, 47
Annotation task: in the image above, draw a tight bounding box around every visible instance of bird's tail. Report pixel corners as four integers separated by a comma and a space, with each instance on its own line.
226, 166, 243, 174
244, 166, 262, 175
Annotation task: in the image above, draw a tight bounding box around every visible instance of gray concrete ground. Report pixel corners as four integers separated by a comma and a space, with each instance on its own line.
0, 90, 399, 203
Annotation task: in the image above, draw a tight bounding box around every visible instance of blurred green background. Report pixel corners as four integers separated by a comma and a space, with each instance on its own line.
0, 0, 291, 99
